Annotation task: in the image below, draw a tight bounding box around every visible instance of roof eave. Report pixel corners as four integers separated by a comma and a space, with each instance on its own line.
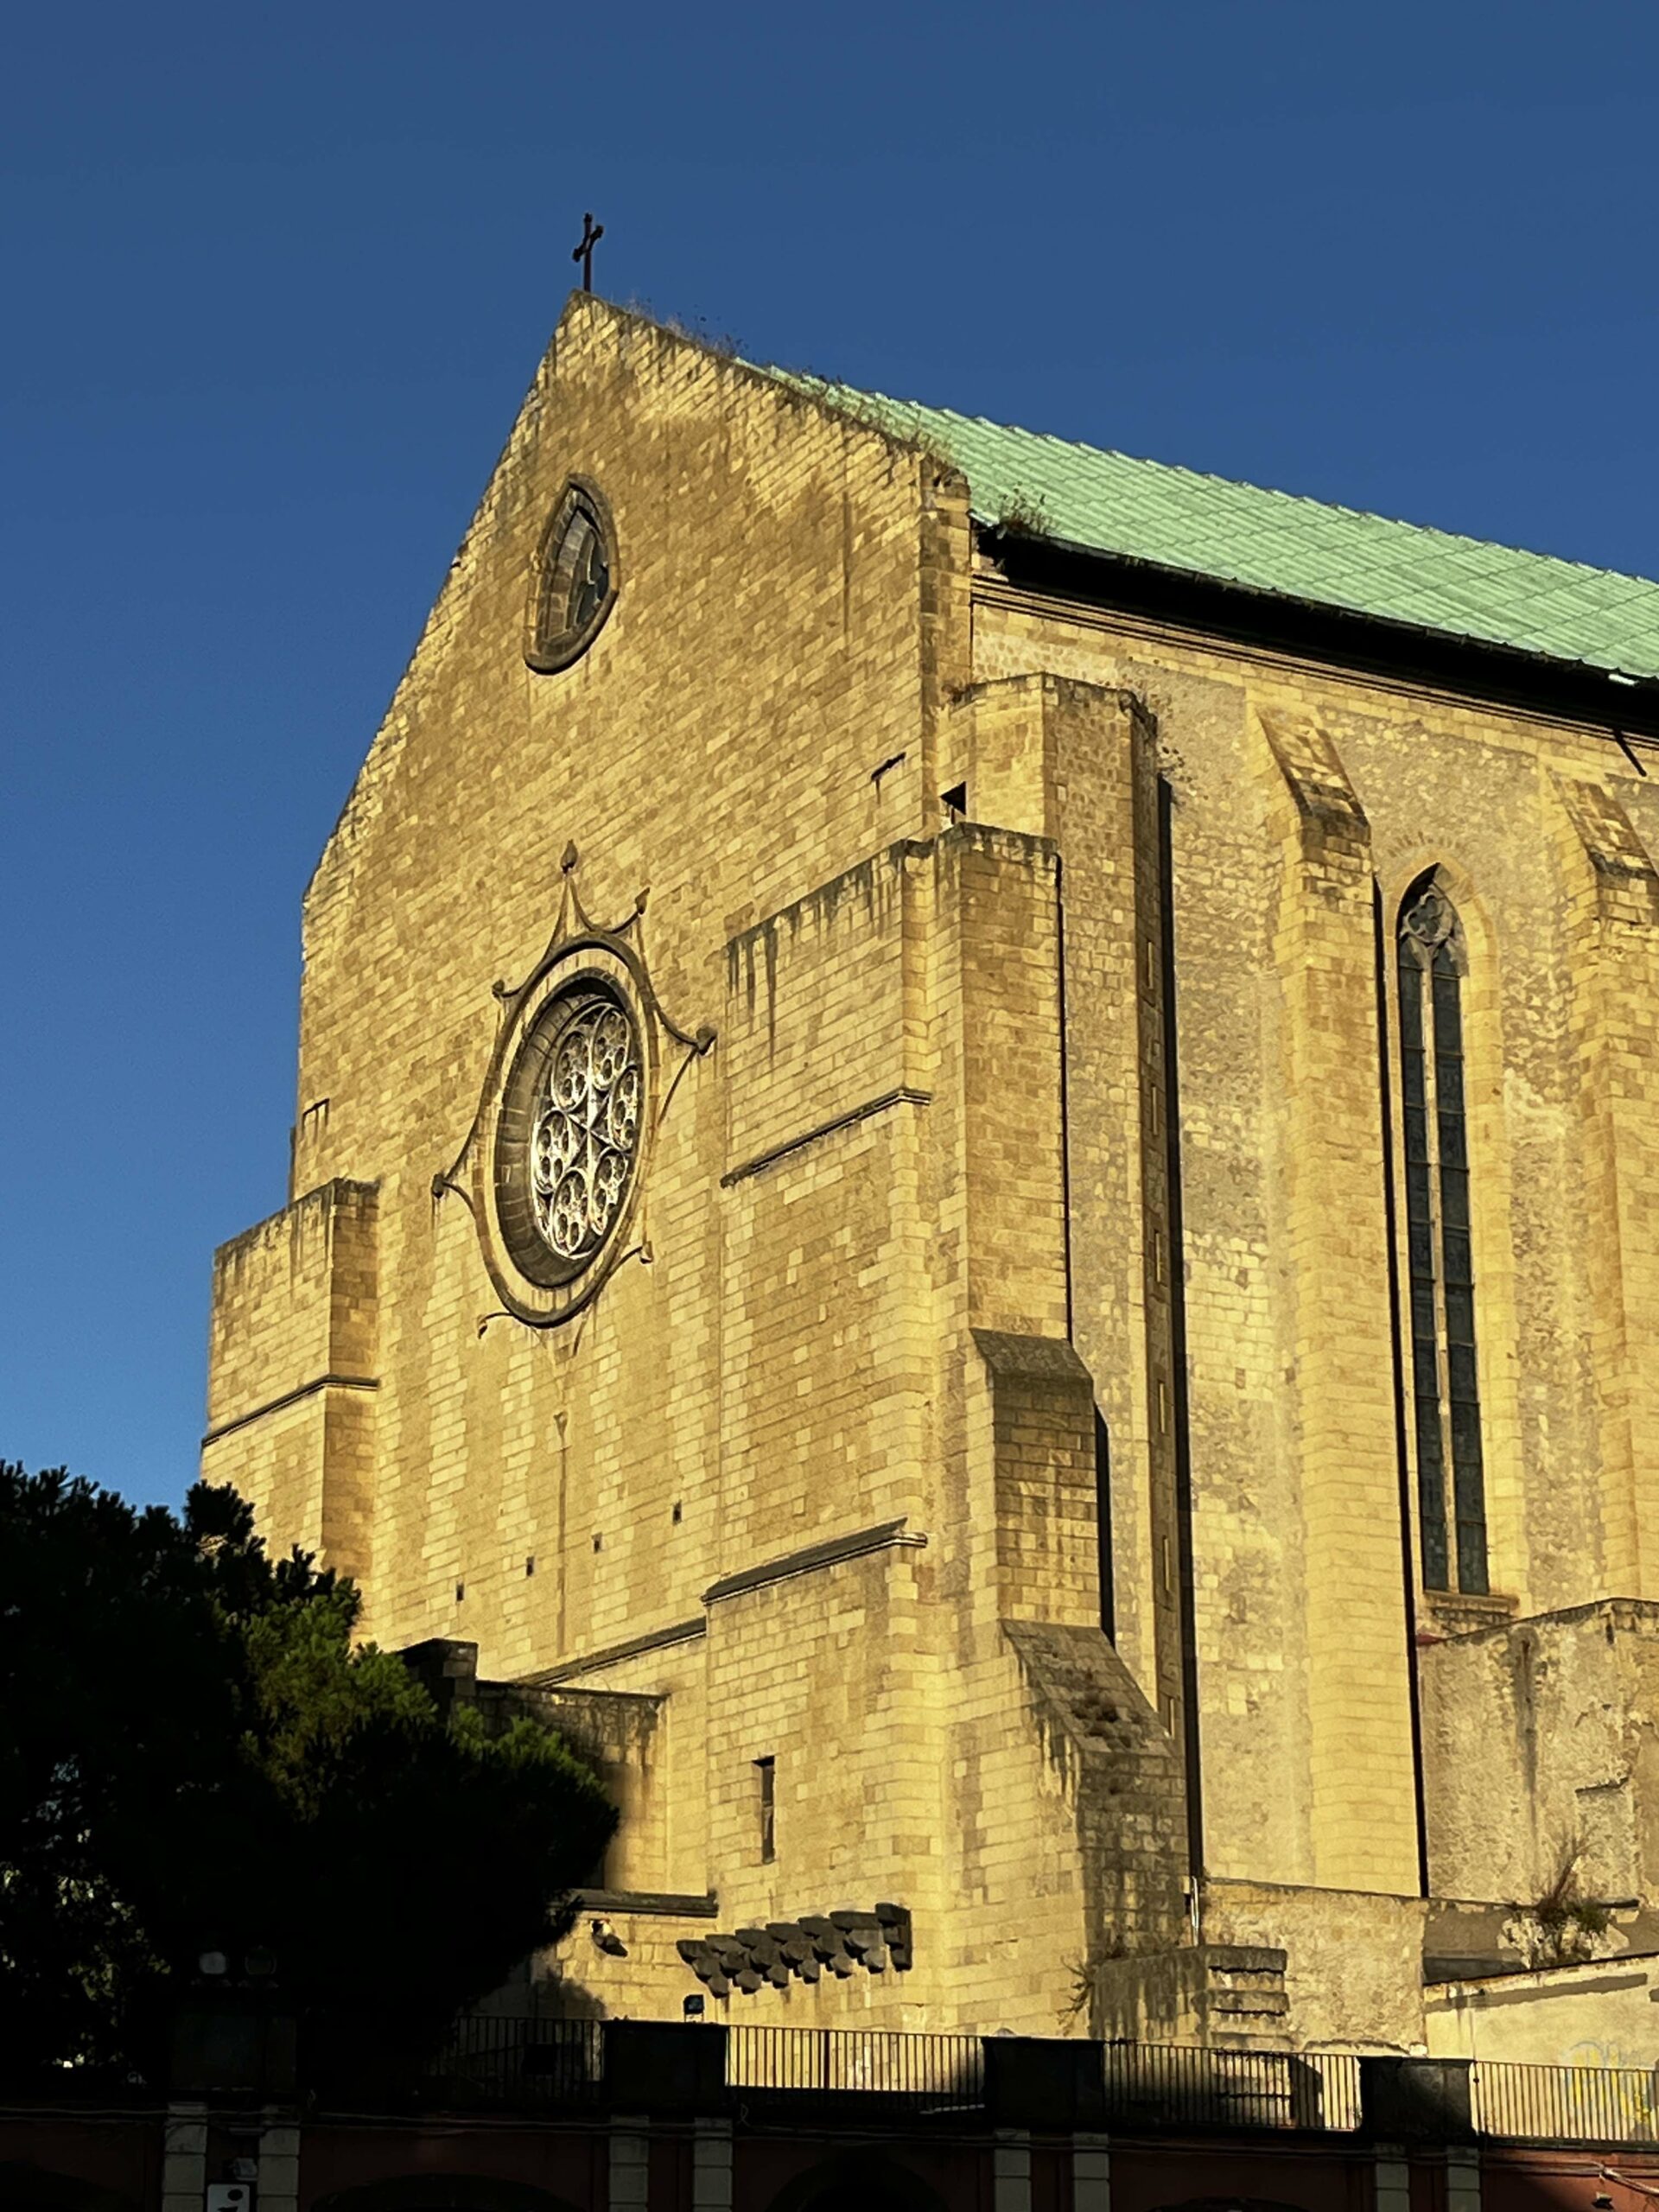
976, 521, 1659, 740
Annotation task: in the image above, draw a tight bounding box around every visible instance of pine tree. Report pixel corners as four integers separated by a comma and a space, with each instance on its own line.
0, 1465, 615, 2085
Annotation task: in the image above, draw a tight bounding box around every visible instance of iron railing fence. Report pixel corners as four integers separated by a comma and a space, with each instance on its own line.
410, 2015, 1659, 2146
723, 2028, 1364, 2132
1471, 2060, 1659, 2146
727, 2025, 984, 2111
423, 2013, 605, 2109
1099, 2043, 1363, 2134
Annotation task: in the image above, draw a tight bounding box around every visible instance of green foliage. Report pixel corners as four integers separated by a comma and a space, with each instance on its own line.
1523, 1847, 1614, 1967
0, 1465, 615, 2085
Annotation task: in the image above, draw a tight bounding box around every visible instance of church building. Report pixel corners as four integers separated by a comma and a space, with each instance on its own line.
203, 294, 1659, 2058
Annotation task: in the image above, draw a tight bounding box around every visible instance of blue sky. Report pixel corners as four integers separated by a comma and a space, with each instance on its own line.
4, 2, 1658, 1509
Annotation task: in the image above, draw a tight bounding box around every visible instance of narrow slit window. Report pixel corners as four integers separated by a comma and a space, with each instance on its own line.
1396, 878, 1488, 1594
1094, 1408, 1115, 1641
755, 1755, 776, 1864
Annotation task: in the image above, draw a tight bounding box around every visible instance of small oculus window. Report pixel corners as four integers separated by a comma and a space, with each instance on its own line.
525, 477, 617, 673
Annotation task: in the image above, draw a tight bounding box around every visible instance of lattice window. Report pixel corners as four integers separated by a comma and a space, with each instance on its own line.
493, 981, 643, 1287
1396, 875, 1488, 1593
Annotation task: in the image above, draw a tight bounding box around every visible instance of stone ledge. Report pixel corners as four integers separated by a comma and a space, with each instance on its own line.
518, 1616, 706, 1688
973, 1328, 1093, 1383
703, 1520, 926, 1606
721, 1086, 931, 1186
201, 1370, 378, 1449
576, 1888, 719, 1919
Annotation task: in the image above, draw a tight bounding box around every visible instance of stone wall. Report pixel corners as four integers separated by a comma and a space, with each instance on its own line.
277, 297, 969, 1672
205, 298, 1659, 2049
1422, 1599, 1659, 1906
1427, 1953, 1659, 2067
202, 1178, 378, 1580
972, 575, 1659, 1914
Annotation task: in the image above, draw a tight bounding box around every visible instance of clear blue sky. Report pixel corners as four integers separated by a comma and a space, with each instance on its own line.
4, 3, 1657, 1510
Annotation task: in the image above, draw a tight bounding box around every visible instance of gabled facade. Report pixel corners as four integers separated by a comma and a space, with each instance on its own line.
205, 294, 1659, 2055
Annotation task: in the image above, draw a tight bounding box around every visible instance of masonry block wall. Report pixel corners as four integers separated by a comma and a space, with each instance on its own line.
203, 1178, 378, 1582
206, 296, 1659, 2050
970, 569, 1659, 1993
1550, 774, 1659, 1599
1422, 1600, 1659, 1906
285, 302, 960, 1675
1257, 708, 1417, 1895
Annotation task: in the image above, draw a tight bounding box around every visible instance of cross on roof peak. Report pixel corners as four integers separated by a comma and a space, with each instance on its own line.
572, 212, 604, 292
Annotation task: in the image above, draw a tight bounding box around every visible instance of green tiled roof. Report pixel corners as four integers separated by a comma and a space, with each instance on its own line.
782, 373, 1659, 684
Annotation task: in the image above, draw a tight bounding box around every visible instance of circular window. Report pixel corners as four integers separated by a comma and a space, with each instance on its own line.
493, 982, 643, 1287
524, 478, 618, 673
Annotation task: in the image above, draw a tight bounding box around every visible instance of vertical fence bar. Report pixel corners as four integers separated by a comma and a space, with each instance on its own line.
725, 2025, 983, 2107
1471, 2060, 1659, 2145
419, 2018, 1659, 2145
423, 2013, 604, 2109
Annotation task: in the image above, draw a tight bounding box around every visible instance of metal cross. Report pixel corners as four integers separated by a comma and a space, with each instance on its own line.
572, 212, 604, 291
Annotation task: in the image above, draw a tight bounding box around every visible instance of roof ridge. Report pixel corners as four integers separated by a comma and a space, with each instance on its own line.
827, 382, 1654, 595
750, 355, 1659, 682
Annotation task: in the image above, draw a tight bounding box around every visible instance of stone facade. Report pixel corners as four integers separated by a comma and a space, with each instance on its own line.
204, 295, 1659, 2053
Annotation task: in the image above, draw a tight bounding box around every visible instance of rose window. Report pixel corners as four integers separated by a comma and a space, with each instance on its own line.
527, 998, 642, 1262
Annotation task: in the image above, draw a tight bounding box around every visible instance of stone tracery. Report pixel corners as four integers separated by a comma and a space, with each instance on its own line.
433, 840, 714, 1330
531, 997, 642, 1262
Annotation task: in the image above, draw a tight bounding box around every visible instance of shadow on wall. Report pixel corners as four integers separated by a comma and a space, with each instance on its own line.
531, 1972, 608, 2020
1145, 2202, 1312, 2212
762, 2154, 950, 2212
0, 2169, 145, 2212
313, 2182, 584, 2212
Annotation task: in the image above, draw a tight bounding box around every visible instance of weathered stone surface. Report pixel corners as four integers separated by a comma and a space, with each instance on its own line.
204, 293, 1659, 2053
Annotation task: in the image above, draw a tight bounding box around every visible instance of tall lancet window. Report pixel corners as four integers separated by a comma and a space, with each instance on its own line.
1397, 876, 1488, 1594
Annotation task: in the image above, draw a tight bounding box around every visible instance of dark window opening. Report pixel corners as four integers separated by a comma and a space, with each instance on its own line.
1396, 876, 1488, 1595
755, 1755, 776, 1863
1095, 1408, 1115, 1641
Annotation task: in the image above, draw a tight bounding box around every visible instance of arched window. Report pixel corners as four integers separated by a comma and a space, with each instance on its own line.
1396, 875, 1488, 1594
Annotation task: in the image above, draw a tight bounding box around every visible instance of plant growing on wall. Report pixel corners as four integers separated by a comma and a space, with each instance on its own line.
1510, 1847, 1615, 1969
